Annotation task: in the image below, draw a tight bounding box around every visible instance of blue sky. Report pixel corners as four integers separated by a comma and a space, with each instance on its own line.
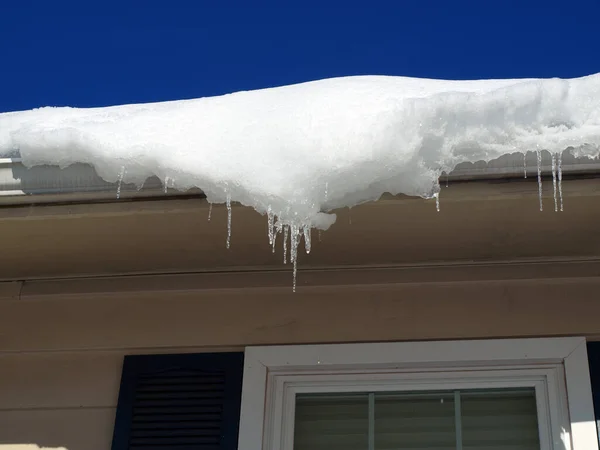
1, 1, 599, 112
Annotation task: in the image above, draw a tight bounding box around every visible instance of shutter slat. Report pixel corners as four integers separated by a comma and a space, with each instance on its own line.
131, 427, 221, 437
139, 374, 225, 382
132, 422, 221, 431
134, 399, 225, 408
132, 414, 221, 423
132, 406, 223, 415
136, 391, 226, 400
131, 437, 220, 445
136, 385, 226, 393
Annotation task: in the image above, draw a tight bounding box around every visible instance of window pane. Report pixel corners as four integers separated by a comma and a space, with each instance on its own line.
375, 392, 456, 450
294, 389, 541, 450
461, 388, 540, 450
294, 393, 368, 450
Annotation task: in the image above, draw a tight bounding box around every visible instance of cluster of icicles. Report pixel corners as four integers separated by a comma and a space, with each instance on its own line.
112, 149, 567, 292
526, 150, 564, 212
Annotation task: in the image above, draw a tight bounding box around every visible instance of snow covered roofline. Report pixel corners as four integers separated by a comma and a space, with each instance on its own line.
1, 74, 599, 286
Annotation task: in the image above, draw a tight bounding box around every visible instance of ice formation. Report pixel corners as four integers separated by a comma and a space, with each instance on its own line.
1, 74, 600, 289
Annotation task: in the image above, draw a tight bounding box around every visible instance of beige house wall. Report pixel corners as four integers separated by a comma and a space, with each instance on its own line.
2, 263, 600, 450
1, 177, 600, 450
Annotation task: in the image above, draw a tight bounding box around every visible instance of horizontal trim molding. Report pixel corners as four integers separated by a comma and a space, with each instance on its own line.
3, 258, 600, 300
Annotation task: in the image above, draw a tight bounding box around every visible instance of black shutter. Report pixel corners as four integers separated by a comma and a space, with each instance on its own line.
111, 352, 244, 450
587, 342, 600, 444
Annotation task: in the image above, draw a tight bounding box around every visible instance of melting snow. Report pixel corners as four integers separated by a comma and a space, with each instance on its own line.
1, 74, 600, 287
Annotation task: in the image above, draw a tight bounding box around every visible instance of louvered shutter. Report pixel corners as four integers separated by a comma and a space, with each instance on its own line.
587, 342, 600, 445
111, 352, 243, 450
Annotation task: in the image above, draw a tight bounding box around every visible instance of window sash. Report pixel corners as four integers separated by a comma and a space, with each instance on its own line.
293, 388, 541, 450
278, 372, 555, 450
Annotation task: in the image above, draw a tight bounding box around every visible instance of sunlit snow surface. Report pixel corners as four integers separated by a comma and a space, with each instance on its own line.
1, 75, 600, 288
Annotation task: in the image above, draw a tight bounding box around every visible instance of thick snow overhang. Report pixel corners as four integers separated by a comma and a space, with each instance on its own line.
1, 151, 599, 206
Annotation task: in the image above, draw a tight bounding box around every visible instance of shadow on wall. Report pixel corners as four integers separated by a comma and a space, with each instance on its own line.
0, 407, 116, 450
1, 446, 67, 450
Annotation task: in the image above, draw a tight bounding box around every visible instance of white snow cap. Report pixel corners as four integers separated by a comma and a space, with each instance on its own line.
1, 74, 599, 230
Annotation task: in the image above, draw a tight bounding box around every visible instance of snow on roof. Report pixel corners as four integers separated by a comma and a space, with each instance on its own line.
1, 74, 599, 287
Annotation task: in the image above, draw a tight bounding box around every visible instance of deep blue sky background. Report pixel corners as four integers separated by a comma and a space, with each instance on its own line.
1, 0, 599, 112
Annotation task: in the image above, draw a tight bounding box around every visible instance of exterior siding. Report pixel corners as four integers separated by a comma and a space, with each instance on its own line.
2, 275, 600, 353
1, 186, 600, 450
1, 279, 600, 450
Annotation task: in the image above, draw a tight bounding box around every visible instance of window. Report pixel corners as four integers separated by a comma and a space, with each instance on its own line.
238, 338, 599, 450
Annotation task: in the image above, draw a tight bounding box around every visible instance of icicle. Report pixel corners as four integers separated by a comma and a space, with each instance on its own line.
290, 225, 299, 263
163, 176, 169, 194
445, 173, 449, 188
208, 203, 212, 222
303, 226, 311, 254
557, 152, 564, 211
116, 166, 126, 199
324, 182, 328, 201
292, 258, 298, 292
283, 225, 288, 264
523, 152, 527, 179
267, 207, 274, 245
348, 208, 352, 225
272, 227, 277, 253
551, 153, 558, 212
226, 194, 232, 249
536, 150, 543, 211
434, 192, 440, 212
290, 225, 300, 293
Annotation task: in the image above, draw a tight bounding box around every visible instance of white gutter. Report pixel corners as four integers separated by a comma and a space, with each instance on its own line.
0, 157, 196, 205
0, 151, 598, 206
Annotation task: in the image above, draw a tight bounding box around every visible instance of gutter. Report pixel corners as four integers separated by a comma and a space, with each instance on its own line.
1, 151, 599, 206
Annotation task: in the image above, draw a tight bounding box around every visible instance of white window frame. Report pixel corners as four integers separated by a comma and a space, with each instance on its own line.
237, 337, 598, 450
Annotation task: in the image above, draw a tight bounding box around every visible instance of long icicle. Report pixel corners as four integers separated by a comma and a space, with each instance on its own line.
208, 203, 212, 222
551, 153, 558, 212
267, 206, 274, 246
226, 194, 232, 249
537, 150, 543, 211
523, 152, 527, 179
116, 166, 126, 199
557, 152, 564, 211
283, 225, 288, 264
272, 214, 281, 254
290, 225, 300, 293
